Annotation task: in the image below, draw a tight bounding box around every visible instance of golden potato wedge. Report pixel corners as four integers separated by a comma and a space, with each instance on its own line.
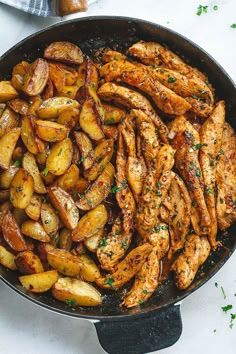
37, 97, 79, 119
72, 204, 108, 241
25, 194, 42, 221
44, 41, 83, 65
79, 99, 104, 141
55, 164, 79, 190
22, 58, 49, 96
59, 64, 78, 85
47, 248, 82, 276
27, 96, 42, 115
21, 220, 50, 242
2, 211, 27, 251
59, 228, 72, 250
74, 131, 94, 170
21, 115, 44, 155
0, 127, 21, 169
48, 63, 66, 92
84, 229, 104, 253
36, 147, 50, 165
84, 139, 114, 181
76, 162, 115, 211
10, 168, 34, 209
41, 202, 59, 236
102, 103, 126, 124
74, 177, 90, 194
57, 107, 80, 130
59, 85, 78, 99
0, 165, 19, 189
42, 78, 54, 99
15, 251, 44, 274
0, 245, 16, 270
8, 98, 29, 115
48, 186, 79, 230
11, 61, 30, 91
12, 208, 28, 225
78, 254, 100, 282
22, 152, 46, 194
37, 242, 55, 264
19, 270, 59, 293
0, 107, 19, 138
46, 138, 73, 176
35, 120, 69, 142
0, 81, 18, 102
52, 277, 102, 307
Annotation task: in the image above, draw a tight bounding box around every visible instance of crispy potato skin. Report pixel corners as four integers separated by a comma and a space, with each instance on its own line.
22, 152, 47, 194
0, 107, 19, 138
0, 81, 18, 102
21, 220, 50, 242
41, 202, 59, 236
0, 165, 19, 189
79, 99, 105, 141
22, 59, 49, 96
0, 128, 21, 169
10, 168, 34, 209
46, 138, 73, 176
47, 248, 82, 276
0, 245, 16, 270
55, 164, 79, 190
84, 228, 104, 253
8, 98, 29, 115
37, 97, 79, 119
15, 251, 44, 274
74, 131, 94, 170
25, 194, 42, 221
44, 42, 83, 65
35, 120, 69, 142
2, 211, 27, 252
19, 270, 59, 293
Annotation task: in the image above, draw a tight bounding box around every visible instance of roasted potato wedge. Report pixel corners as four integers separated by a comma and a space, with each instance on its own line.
76, 162, 115, 210
59, 85, 78, 99
48, 186, 79, 230
0, 107, 19, 138
0, 81, 18, 102
74, 177, 90, 194
15, 251, 44, 274
37, 97, 79, 119
21, 220, 50, 242
48, 63, 66, 92
42, 78, 54, 99
21, 115, 45, 154
84, 228, 104, 253
0, 165, 19, 189
22, 58, 49, 96
8, 98, 29, 115
11, 61, 30, 91
2, 211, 27, 251
35, 120, 69, 142
41, 202, 59, 236
10, 168, 34, 209
19, 270, 59, 293
0, 245, 16, 270
22, 152, 46, 194
102, 103, 126, 124
12, 208, 28, 226
47, 248, 82, 276
74, 131, 94, 170
0, 127, 21, 169
46, 138, 73, 176
25, 194, 42, 221
57, 107, 80, 130
59, 228, 72, 250
52, 277, 102, 307
55, 164, 79, 190
79, 99, 104, 141
44, 41, 83, 65
78, 254, 100, 282
84, 139, 114, 181
72, 204, 108, 241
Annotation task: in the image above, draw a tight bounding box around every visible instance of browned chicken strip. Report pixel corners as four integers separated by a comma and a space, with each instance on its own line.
169, 115, 211, 234
172, 234, 210, 289
100, 60, 191, 116
216, 122, 236, 230
98, 82, 169, 143
199, 101, 225, 247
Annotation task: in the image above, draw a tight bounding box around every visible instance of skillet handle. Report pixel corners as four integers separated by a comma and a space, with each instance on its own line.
94, 304, 182, 354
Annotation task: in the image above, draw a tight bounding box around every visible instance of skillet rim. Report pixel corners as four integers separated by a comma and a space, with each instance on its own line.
0, 15, 235, 321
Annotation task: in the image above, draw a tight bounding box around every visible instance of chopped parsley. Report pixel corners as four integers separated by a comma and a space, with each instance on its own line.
41, 167, 49, 177
77, 156, 86, 165
222, 304, 233, 313
213, 5, 218, 11
213, 329, 217, 333
13, 160, 21, 168
154, 225, 168, 232
230, 313, 236, 328
167, 76, 176, 83
195, 168, 201, 177
192, 143, 207, 150
105, 277, 114, 288
231, 24, 236, 29
215, 282, 218, 288
110, 179, 127, 194
105, 118, 115, 125
221, 286, 226, 299
99, 238, 107, 247
121, 239, 128, 250
196, 5, 208, 16
156, 190, 162, 197
86, 199, 93, 207
156, 181, 162, 188
138, 300, 144, 305
205, 186, 214, 195
65, 299, 77, 307
110, 185, 120, 194
142, 289, 148, 295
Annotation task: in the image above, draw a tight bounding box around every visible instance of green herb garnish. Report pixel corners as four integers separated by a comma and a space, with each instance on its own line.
99, 238, 107, 247
213, 5, 218, 11
65, 299, 77, 307
142, 289, 148, 295
205, 186, 214, 195
156, 190, 162, 197
167, 76, 176, 83
105, 277, 114, 288
230, 314, 236, 328
195, 168, 201, 177
192, 143, 207, 150
221, 286, 226, 299
215, 282, 218, 288
196, 5, 208, 16
231, 24, 236, 28
110, 185, 120, 194
105, 118, 115, 125
222, 304, 232, 313
121, 239, 128, 250
41, 167, 49, 177
13, 160, 21, 168
78, 156, 86, 165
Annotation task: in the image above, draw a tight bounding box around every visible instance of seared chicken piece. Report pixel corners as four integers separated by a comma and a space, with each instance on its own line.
100, 60, 191, 116
216, 122, 236, 230
116, 129, 136, 233
102, 49, 127, 63
169, 115, 210, 234
97, 216, 132, 271
132, 109, 160, 168
128, 41, 207, 82
96, 243, 152, 289
136, 144, 175, 238
98, 82, 169, 143
199, 101, 225, 247
172, 234, 210, 289
164, 172, 191, 258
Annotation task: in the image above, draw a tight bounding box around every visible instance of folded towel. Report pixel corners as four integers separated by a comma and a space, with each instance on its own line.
0, 0, 95, 17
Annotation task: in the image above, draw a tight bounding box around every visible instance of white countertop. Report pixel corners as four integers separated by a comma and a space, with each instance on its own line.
0, 1, 236, 353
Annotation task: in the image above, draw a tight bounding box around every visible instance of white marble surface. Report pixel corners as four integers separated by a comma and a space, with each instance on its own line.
0, 1, 236, 353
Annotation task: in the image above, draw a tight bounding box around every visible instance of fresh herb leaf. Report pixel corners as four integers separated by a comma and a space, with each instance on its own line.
192, 143, 207, 150
156, 181, 162, 188
142, 289, 148, 295
41, 167, 49, 177
110, 185, 120, 194
222, 304, 232, 313
105, 277, 114, 288
13, 160, 21, 168
87, 199, 93, 207
99, 238, 107, 247
156, 190, 162, 197
167, 76, 176, 83
195, 168, 201, 177
205, 186, 214, 195
65, 299, 77, 307
121, 239, 128, 250
105, 118, 115, 125
231, 23, 236, 28
230, 313, 236, 328
213, 329, 217, 333
78, 156, 86, 165
196, 5, 208, 16
215, 282, 218, 288
221, 286, 226, 299
213, 5, 218, 11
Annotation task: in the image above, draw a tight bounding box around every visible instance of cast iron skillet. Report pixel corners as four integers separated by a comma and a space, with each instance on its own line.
0, 16, 235, 354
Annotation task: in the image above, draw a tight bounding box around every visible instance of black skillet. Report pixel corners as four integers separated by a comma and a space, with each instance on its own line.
0, 16, 235, 354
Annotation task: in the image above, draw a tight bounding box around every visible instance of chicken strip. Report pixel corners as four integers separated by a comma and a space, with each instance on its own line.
98, 82, 169, 143
97, 216, 132, 271
169, 115, 210, 234
100, 60, 191, 116
128, 41, 207, 82
199, 101, 225, 247
164, 172, 191, 258
172, 234, 210, 289
216, 122, 236, 230
115, 129, 136, 233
